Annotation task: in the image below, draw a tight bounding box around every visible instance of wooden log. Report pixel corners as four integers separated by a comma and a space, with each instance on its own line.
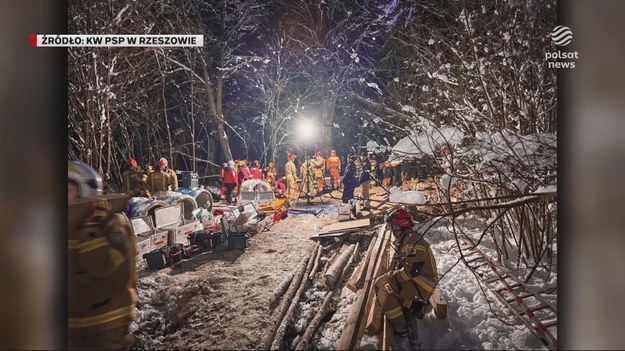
260, 246, 314, 350
270, 243, 320, 350
336, 227, 387, 350
308, 243, 324, 281
429, 288, 448, 319
320, 243, 356, 289
269, 267, 297, 310
321, 251, 338, 278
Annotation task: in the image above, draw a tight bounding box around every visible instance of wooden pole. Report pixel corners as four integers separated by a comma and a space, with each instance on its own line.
308, 243, 324, 281
336, 227, 387, 350
270, 266, 297, 309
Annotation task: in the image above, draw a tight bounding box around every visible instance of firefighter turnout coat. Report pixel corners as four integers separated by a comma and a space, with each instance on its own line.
68, 194, 137, 350
285, 159, 298, 199
374, 227, 438, 330
121, 167, 147, 197
311, 155, 325, 191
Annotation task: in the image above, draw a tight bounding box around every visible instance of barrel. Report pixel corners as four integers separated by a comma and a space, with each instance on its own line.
127, 197, 168, 220
191, 189, 213, 212
155, 192, 198, 221
175, 187, 213, 212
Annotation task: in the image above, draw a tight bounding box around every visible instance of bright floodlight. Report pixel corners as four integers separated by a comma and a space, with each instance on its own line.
297, 119, 315, 141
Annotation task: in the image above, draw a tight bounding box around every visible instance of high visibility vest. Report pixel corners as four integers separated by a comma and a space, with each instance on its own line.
326, 156, 341, 171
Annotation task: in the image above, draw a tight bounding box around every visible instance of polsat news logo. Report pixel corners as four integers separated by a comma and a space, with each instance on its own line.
29, 34, 204, 47
546, 25, 579, 69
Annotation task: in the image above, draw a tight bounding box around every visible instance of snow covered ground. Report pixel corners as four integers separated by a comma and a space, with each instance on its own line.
419, 217, 556, 350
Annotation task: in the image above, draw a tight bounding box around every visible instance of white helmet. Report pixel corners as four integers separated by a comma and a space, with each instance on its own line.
68, 161, 103, 198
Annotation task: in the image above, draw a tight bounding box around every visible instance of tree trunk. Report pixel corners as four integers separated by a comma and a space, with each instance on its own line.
161, 76, 174, 167
202, 64, 233, 162
321, 88, 336, 153
190, 65, 196, 172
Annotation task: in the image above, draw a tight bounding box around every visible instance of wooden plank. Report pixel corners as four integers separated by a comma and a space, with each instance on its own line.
336, 228, 386, 350
355, 230, 392, 345
429, 288, 447, 319
346, 241, 374, 293
381, 317, 393, 350
309, 230, 358, 240
318, 218, 371, 235
365, 234, 395, 335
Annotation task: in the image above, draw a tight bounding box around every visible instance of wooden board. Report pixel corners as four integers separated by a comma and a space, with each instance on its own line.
317, 218, 371, 235
309, 230, 359, 240
429, 288, 448, 319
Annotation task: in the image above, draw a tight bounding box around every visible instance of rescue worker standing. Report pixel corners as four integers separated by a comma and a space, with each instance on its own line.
121, 158, 146, 197
147, 161, 171, 196
374, 208, 439, 335
223, 160, 238, 205
285, 153, 298, 200
68, 161, 137, 350
359, 152, 372, 209
311, 151, 325, 192
237, 160, 251, 193
263, 161, 277, 185
326, 149, 342, 190
158, 158, 178, 191
341, 154, 357, 203
300, 156, 314, 196
250, 160, 262, 180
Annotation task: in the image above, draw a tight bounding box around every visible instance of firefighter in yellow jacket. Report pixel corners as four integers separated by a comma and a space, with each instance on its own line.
158, 157, 178, 190
300, 157, 314, 196
285, 153, 298, 200
146, 164, 170, 196
121, 158, 147, 197
374, 208, 439, 335
311, 151, 325, 192
68, 161, 137, 350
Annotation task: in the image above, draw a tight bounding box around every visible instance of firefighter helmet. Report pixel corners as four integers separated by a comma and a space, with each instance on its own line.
158, 158, 168, 168
385, 208, 413, 228
288, 153, 296, 160
68, 161, 103, 198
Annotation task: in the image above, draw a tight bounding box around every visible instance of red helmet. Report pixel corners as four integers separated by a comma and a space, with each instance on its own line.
288, 153, 296, 160
385, 208, 413, 228
314, 151, 322, 157
129, 158, 137, 168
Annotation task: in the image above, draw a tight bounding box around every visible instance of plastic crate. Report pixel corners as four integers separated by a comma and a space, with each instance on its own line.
227, 233, 249, 250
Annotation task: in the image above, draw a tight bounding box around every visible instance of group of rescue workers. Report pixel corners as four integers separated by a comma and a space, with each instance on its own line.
121, 157, 179, 197
66, 146, 442, 349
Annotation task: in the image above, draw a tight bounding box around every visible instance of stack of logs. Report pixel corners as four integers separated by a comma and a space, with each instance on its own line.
261, 224, 447, 350
261, 237, 362, 350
